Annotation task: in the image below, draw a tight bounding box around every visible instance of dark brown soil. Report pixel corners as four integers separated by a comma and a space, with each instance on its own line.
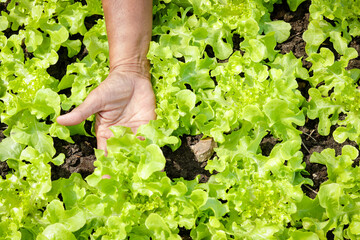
260, 133, 282, 156
0, 161, 9, 179
179, 227, 192, 240
84, 15, 104, 31
51, 135, 97, 180
0, 0, 354, 191
299, 118, 360, 199
0, 0, 10, 13
162, 134, 212, 183
272, 1, 312, 69
0, 123, 8, 179
348, 36, 360, 70
51, 132, 214, 182
258, 116, 360, 200
47, 45, 88, 82
0, 123, 5, 141
0, 4, 359, 238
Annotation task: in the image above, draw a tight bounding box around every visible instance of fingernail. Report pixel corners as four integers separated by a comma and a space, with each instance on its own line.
102, 174, 111, 179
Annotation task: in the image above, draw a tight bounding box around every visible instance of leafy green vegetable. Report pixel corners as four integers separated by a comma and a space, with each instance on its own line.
0, 0, 359, 239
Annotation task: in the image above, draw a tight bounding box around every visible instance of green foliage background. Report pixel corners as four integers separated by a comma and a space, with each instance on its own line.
0, 0, 360, 239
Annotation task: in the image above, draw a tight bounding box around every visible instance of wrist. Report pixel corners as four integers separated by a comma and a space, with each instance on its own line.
110, 57, 150, 79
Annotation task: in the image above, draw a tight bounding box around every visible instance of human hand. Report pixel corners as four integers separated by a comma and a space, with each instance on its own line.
56, 67, 156, 152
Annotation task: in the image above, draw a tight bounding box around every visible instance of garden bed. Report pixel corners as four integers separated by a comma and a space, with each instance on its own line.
0, 0, 360, 239
0, 0, 359, 201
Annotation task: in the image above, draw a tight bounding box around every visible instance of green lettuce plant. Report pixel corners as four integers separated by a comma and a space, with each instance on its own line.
0, 0, 360, 239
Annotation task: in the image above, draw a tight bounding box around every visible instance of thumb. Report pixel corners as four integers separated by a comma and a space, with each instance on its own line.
57, 90, 101, 126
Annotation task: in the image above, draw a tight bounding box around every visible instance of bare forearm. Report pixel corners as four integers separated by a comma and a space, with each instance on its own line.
102, 0, 153, 76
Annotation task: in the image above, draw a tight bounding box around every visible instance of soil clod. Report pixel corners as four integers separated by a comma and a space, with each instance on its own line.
162, 135, 213, 183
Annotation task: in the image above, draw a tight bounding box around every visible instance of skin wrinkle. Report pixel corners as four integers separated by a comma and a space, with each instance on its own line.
110, 62, 151, 78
